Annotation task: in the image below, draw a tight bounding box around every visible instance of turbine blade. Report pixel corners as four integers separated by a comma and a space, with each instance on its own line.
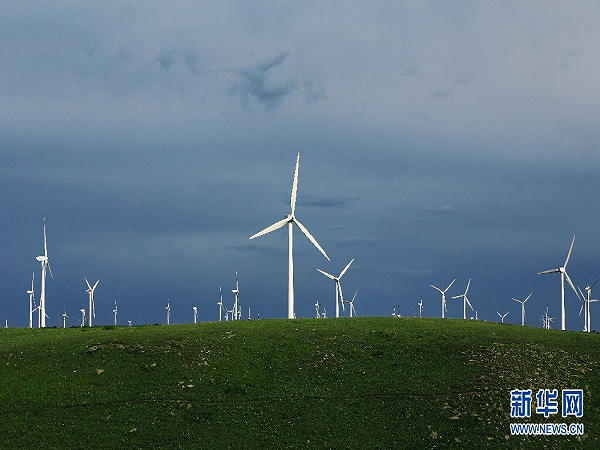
524, 293, 532, 303
290, 153, 299, 217
538, 268, 560, 275
565, 272, 580, 299
339, 259, 354, 279
465, 296, 474, 311
317, 268, 336, 280
294, 218, 330, 261
47, 262, 54, 278
85, 278, 92, 290
93, 280, 100, 290
43, 218, 47, 258
445, 279, 456, 292
249, 217, 289, 239
564, 235, 575, 268
430, 285, 443, 294
465, 278, 471, 294
579, 303, 584, 316
450, 294, 461, 299
578, 286, 586, 300
338, 282, 345, 310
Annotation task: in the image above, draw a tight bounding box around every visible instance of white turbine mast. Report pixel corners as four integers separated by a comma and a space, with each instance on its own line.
315, 299, 321, 318
512, 293, 532, 327
85, 278, 99, 327
80, 308, 86, 327
579, 278, 598, 332
537, 235, 580, 330
496, 311, 509, 324
62, 307, 69, 329
192, 304, 198, 324
249, 153, 330, 319
166, 301, 171, 325
345, 289, 358, 317
317, 259, 354, 318
232, 272, 240, 321
35, 218, 53, 328
217, 286, 223, 322
417, 296, 423, 318
27, 273, 35, 329
430, 279, 456, 319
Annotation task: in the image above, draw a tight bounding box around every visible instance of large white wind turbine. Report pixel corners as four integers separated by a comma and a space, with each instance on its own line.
451, 279, 474, 320
512, 293, 532, 326
578, 278, 598, 332
430, 279, 456, 319
85, 278, 99, 327
35, 219, 52, 328
27, 273, 35, 329
496, 311, 509, 324
537, 235, 580, 330
249, 153, 330, 319
317, 259, 354, 318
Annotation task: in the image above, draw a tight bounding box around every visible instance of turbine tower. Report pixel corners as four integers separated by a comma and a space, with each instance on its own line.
451, 279, 474, 320
85, 278, 99, 327
232, 272, 240, 321
496, 311, 509, 324
217, 286, 223, 322
166, 301, 171, 325
27, 273, 35, 329
80, 308, 86, 327
113, 300, 118, 326
537, 235, 580, 330
512, 293, 531, 326
62, 307, 69, 329
430, 279, 456, 319
192, 304, 198, 324
317, 259, 354, 318
35, 219, 52, 328
315, 299, 321, 318
579, 278, 598, 332
249, 153, 330, 319
417, 296, 423, 318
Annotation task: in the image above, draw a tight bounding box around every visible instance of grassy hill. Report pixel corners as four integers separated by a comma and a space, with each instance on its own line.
0, 317, 597, 449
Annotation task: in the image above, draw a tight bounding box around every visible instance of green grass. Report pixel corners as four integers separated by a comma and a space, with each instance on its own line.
0, 318, 598, 449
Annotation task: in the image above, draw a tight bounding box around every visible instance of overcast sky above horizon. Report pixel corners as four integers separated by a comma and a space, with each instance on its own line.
2, 2, 600, 330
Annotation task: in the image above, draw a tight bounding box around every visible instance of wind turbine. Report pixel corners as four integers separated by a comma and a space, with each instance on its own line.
35, 218, 53, 328
317, 259, 354, 318
537, 235, 580, 330
62, 307, 69, 328
315, 299, 321, 318
192, 304, 198, 324
113, 300, 118, 326
217, 287, 223, 321
512, 293, 532, 326
579, 278, 598, 332
27, 273, 35, 329
417, 296, 423, 318
249, 153, 330, 319
345, 290, 358, 317
85, 278, 99, 327
232, 272, 240, 321
451, 279, 474, 320
496, 311, 509, 324
541, 304, 554, 330
80, 309, 86, 327
430, 279, 456, 319
166, 301, 171, 325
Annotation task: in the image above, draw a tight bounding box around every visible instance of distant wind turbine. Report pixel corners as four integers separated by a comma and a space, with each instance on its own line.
417, 296, 423, 318
249, 153, 330, 319
166, 301, 171, 325
85, 278, 99, 327
430, 279, 456, 319
192, 304, 198, 324
496, 311, 509, 324
80, 309, 86, 327
217, 287, 223, 322
315, 299, 321, 318
578, 278, 598, 332
537, 235, 580, 330
317, 259, 354, 318
345, 290, 358, 317
232, 272, 240, 321
35, 218, 53, 328
512, 293, 532, 326
541, 304, 554, 330
451, 279, 474, 320
113, 300, 118, 326
27, 273, 35, 329
62, 307, 69, 328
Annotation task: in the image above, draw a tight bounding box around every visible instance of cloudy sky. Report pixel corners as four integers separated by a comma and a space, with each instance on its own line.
2, 2, 600, 330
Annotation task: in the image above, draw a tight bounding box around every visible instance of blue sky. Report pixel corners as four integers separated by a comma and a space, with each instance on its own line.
2, 2, 600, 329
